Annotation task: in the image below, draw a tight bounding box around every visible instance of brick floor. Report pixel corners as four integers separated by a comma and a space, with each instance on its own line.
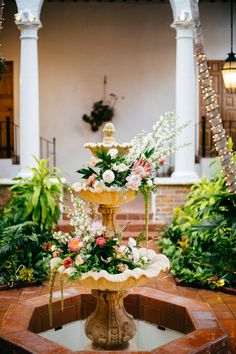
0, 272, 235, 353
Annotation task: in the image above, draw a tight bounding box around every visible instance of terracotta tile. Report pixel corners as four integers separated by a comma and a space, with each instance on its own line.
0, 289, 22, 297
220, 293, 236, 303
214, 311, 235, 320
225, 329, 236, 338
0, 303, 34, 334
210, 303, 230, 312
204, 296, 225, 304
218, 319, 236, 329
192, 318, 220, 329
228, 303, 236, 310
177, 287, 201, 299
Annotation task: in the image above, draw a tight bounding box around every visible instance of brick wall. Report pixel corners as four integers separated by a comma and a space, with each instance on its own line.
155, 184, 191, 225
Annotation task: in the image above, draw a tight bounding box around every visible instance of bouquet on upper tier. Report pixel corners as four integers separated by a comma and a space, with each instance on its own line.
73, 112, 187, 198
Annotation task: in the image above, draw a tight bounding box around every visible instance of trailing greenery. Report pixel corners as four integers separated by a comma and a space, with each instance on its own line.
158, 158, 236, 290
0, 158, 63, 286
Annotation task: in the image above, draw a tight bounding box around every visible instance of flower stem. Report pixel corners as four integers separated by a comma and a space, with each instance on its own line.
143, 189, 151, 249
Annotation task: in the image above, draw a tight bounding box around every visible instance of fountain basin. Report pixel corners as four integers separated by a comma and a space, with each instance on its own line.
79, 189, 137, 205
0, 287, 228, 353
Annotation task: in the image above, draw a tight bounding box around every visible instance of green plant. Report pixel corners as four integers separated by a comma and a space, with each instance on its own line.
0, 158, 63, 286
1, 158, 63, 231
158, 158, 236, 289
0, 221, 52, 286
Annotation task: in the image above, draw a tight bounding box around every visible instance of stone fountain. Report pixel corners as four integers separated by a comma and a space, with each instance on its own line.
74, 122, 169, 349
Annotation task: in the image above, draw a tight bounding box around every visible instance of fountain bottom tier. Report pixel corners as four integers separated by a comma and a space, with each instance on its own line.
85, 289, 136, 349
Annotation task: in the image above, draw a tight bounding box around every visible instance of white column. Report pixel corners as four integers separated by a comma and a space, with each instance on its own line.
15, 6, 42, 177
171, 20, 199, 181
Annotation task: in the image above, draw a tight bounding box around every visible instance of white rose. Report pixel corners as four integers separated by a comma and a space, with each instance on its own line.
128, 237, 136, 248
75, 255, 84, 266
108, 148, 118, 158
93, 180, 105, 192
50, 257, 63, 270
103, 170, 115, 184
117, 163, 129, 172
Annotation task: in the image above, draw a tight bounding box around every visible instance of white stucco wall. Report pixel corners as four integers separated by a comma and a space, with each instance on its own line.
1, 2, 233, 182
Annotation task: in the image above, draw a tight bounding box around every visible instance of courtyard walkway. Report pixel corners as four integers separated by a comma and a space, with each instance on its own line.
0, 272, 235, 353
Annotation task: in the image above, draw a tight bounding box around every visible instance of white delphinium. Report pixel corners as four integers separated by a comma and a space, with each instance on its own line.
89, 221, 106, 236
126, 112, 189, 165
52, 231, 71, 244
66, 196, 91, 237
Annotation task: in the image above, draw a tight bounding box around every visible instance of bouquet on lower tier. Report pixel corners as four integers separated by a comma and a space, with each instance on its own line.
49, 196, 154, 279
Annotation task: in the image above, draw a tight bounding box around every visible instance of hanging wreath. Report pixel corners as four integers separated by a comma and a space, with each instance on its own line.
82, 76, 124, 132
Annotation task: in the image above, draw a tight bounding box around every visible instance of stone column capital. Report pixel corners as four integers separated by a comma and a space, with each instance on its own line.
15, 20, 42, 37
171, 20, 193, 31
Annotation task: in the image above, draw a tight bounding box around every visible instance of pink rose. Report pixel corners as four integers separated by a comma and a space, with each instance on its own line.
85, 173, 97, 187
96, 237, 106, 247
132, 160, 152, 179
68, 238, 83, 252
126, 174, 142, 190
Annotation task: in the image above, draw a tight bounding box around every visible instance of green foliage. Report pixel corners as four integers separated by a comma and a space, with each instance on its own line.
0, 158, 63, 286
158, 159, 236, 289
0, 221, 52, 286
1, 158, 62, 231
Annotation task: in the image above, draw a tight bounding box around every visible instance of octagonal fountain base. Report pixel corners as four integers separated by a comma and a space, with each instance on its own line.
0, 287, 228, 354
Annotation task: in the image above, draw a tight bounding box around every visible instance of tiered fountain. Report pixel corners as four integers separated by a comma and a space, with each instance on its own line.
75, 122, 169, 349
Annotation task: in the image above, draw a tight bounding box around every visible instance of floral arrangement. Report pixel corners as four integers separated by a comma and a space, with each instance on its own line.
49, 196, 149, 279
75, 112, 186, 196
74, 112, 187, 243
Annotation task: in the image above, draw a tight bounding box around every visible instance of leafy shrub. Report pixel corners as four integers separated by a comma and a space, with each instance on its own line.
158, 159, 236, 289
0, 158, 63, 286
1, 158, 62, 231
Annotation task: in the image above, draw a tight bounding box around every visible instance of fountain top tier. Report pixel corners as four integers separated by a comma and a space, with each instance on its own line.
84, 122, 132, 157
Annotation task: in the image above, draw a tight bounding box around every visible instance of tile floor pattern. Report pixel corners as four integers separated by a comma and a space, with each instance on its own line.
0, 272, 235, 353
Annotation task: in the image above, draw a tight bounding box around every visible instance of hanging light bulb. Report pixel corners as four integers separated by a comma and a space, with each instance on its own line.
222, 0, 236, 93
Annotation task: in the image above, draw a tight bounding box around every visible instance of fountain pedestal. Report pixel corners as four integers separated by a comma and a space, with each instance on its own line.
85, 289, 136, 349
